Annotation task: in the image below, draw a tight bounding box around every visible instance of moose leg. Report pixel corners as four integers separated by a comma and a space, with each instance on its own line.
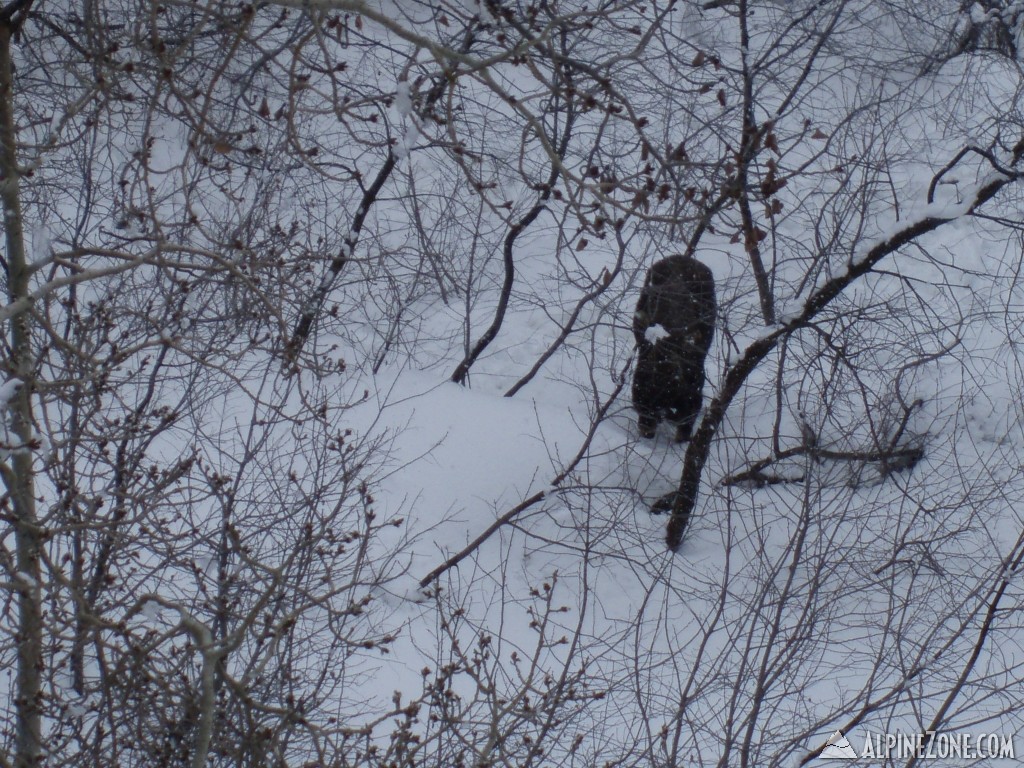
673, 419, 694, 443
669, 374, 704, 443
637, 410, 659, 439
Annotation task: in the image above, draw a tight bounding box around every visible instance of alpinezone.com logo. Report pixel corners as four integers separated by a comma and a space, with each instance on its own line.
817, 729, 1016, 761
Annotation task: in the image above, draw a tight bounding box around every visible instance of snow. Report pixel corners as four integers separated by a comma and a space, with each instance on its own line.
317, 27, 1024, 766
16, 2, 1024, 766
0, 378, 22, 407
644, 323, 670, 343
139, 600, 166, 622
395, 122, 420, 160
971, 3, 996, 25
30, 221, 50, 263
393, 80, 413, 119
392, 80, 421, 160
346, 370, 578, 555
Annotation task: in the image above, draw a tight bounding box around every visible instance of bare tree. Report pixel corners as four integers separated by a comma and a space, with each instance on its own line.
2, 0, 1024, 767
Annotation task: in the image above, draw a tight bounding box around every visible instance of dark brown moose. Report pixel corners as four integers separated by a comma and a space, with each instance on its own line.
632, 255, 716, 442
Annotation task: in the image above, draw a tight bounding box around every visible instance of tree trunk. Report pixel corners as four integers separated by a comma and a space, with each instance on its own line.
0, 14, 43, 768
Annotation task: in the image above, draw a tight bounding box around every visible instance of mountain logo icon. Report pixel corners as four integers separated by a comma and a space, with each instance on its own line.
819, 730, 858, 759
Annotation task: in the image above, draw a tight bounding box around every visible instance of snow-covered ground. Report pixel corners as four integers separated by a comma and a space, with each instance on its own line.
12, 2, 1024, 766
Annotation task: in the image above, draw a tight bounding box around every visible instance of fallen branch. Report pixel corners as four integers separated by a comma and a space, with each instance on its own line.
720, 444, 923, 487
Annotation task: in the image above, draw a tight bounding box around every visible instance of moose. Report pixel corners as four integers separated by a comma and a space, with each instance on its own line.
632, 255, 716, 442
